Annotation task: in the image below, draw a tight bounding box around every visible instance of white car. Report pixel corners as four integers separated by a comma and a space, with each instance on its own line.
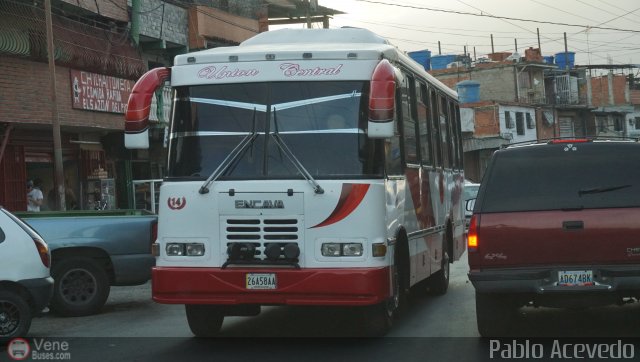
464, 180, 480, 231
0, 207, 53, 341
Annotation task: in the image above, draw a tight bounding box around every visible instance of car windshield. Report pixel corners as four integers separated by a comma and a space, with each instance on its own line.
464, 184, 479, 201
480, 142, 640, 212
167, 81, 385, 180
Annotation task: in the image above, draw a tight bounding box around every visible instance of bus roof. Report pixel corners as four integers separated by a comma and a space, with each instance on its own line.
174, 28, 457, 99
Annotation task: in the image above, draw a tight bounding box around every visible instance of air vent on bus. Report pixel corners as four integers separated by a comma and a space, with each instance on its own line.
224, 218, 301, 262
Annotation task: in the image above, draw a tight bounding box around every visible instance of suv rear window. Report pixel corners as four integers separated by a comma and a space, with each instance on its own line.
479, 142, 640, 213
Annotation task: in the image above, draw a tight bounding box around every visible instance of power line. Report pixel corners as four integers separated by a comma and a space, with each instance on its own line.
354, 0, 640, 33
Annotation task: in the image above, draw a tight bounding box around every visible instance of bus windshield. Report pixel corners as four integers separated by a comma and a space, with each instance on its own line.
167, 81, 384, 180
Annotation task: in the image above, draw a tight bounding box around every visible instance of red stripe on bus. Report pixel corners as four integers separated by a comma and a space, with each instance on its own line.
310, 183, 370, 228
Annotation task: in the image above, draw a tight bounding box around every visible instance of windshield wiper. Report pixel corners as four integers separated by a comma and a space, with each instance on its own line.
270, 107, 324, 194
199, 109, 258, 194
578, 184, 632, 196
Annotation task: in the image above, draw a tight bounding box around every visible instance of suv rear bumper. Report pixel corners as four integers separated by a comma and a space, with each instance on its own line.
469, 265, 640, 294
19, 276, 54, 312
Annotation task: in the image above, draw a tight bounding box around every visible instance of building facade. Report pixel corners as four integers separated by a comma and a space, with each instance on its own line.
0, 0, 340, 212
429, 50, 638, 182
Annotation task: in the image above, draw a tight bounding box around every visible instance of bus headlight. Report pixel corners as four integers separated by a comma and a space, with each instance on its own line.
186, 243, 205, 256
321, 243, 341, 257
321, 242, 363, 257
166, 243, 184, 256
342, 243, 363, 256
166, 242, 206, 256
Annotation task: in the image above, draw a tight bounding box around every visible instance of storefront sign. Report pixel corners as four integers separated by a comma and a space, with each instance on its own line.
70, 70, 134, 114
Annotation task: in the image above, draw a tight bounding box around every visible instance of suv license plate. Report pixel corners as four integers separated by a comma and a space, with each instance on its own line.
246, 273, 277, 290
558, 270, 594, 286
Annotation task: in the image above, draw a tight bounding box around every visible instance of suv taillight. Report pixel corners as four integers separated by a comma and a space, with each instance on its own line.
467, 215, 479, 252
33, 237, 50, 268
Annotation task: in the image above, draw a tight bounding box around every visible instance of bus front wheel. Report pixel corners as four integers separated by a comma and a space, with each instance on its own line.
185, 305, 224, 337
361, 242, 407, 337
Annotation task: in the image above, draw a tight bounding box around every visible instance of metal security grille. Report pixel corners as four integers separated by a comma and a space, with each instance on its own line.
223, 217, 301, 260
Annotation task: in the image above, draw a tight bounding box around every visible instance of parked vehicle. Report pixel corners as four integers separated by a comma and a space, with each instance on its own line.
463, 180, 479, 231
468, 139, 640, 337
0, 207, 53, 341
17, 210, 157, 317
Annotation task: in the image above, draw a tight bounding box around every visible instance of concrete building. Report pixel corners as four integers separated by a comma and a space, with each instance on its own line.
429, 50, 638, 182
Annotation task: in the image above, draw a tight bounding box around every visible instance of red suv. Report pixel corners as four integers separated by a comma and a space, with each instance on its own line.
467, 139, 640, 337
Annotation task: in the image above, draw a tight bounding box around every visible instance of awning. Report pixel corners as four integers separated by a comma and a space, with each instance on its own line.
0, 1, 146, 79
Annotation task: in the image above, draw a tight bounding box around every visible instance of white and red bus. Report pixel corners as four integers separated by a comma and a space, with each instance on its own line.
125, 27, 465, 336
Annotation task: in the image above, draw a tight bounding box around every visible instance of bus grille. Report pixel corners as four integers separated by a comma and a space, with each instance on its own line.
223, 217, 301, 260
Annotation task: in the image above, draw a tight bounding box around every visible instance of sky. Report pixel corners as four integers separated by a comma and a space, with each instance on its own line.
298, 0, 640, 73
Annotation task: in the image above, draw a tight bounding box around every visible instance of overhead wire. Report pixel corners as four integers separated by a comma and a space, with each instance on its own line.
353, 0, 640, 33
346, 0, 639, 65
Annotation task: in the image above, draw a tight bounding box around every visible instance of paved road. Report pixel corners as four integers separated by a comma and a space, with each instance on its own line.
28, 252, 477, 338
18, 252, 640, 361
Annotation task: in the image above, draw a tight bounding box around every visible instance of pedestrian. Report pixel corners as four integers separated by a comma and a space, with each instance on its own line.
27, 178, 44, 212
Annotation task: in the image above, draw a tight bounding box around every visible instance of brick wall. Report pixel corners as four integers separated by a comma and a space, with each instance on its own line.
432, 64, 517, 103
590, 74, 629, 107
0, 56, 125, 130
536, 110, 556, 139
473, 106, 500, 136
61, 0, 128, 22
631, 89, 640, 105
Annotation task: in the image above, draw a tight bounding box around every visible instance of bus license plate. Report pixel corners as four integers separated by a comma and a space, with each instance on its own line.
246, 273, 277, 290
558, 270, 594, 286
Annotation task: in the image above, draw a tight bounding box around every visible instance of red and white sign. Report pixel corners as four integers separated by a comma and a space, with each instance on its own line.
70, 70, 134, 114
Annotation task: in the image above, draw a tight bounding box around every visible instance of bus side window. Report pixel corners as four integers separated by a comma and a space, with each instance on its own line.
402, 76, 419, 165
451, 101, 462, 170
417, 82, 431, 167
430, 89, 442, 168
440, 95, 451, 169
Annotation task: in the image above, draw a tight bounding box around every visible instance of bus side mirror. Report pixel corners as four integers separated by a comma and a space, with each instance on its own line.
367, 59, 395, 139
124, 67, 171, 149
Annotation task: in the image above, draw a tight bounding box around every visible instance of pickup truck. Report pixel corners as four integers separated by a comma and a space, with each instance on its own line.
468, 139, 640, 337
17, 210, 157, 317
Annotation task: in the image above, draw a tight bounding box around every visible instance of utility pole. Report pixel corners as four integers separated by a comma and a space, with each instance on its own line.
44, 0, 66, 210
490, 34, 494, 54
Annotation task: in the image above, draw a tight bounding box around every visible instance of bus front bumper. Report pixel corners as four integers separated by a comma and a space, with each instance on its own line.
152, 266, 391, 306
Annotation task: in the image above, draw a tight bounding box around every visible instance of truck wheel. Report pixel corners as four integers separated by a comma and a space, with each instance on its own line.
185, 305, 225, 337
426, 246, 450, 296
0, 291, 32, 341
50, 258, 110, 317
476, 292, 517, 337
